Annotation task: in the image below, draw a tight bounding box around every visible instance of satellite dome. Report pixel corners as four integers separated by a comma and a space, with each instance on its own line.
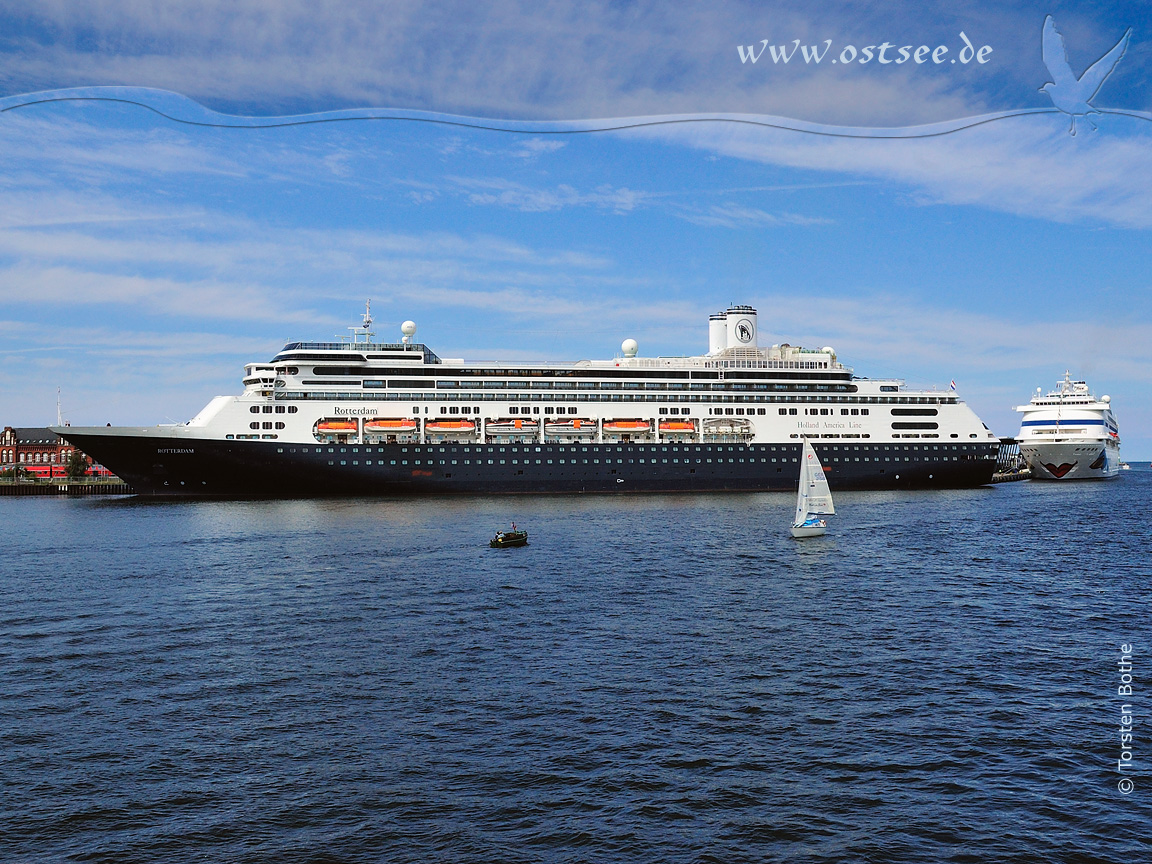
401, 320, 417, 336
821, 346, 836, 356
1102, 394, 1111, 403
621, 338, 638, 357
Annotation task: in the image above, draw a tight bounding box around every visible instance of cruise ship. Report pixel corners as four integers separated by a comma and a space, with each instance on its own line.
1015, 373, 1121, 480
54, 304, 1000, 496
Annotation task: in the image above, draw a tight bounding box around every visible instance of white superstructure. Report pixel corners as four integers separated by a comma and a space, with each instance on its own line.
1015, 372, 1120, 480
189, 303, 997, 452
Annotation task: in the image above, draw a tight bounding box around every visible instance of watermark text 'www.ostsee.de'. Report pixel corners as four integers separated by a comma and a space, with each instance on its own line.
1118, 643, 1136, 794
738, 34, 992, 67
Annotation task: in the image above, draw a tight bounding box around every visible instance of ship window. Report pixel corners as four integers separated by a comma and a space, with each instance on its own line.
250, 406, 260, 414
288, 406, 298, 414
226, 434, 234, 439
789, 408, 797, 415
263, 406, 273, 413
250, 422, 259, 429
275, 422, 285, 429
275, 406, 286, 413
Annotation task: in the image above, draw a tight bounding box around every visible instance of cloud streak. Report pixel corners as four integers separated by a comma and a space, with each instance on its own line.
647, 112, 1152, 227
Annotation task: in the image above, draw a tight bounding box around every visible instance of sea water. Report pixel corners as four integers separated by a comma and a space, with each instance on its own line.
3, 473, 1150, 862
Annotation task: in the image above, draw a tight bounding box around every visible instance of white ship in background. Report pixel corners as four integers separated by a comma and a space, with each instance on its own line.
1016, 373, 1120, 480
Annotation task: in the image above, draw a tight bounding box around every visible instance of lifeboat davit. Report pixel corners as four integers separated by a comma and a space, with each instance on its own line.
544, 418, 596, 433
485, 418, 539, 433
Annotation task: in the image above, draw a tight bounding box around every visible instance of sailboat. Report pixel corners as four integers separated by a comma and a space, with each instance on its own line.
790, 439, 835, 538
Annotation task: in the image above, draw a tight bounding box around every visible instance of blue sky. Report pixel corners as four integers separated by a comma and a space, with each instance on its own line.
1, 1, 1150, 456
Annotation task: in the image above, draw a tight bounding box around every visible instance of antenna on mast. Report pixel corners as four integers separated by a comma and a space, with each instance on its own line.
57, 387, 62, 427
347, 299, 376, 343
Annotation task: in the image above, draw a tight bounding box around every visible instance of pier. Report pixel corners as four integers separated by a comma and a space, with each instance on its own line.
0, 481, 134, 496
992, 437, 1031, 483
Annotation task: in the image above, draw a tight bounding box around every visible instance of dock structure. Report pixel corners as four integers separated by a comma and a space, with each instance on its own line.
992, 437, 1031, 482
0, 481, 133, 496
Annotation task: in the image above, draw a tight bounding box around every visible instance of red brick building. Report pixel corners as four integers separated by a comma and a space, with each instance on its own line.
0, 427, 102, 477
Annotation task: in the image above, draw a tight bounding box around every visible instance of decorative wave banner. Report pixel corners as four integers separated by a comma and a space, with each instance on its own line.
4, 86, 1150, 141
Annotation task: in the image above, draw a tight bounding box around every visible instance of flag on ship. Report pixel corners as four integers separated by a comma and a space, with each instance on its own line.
949, 380, 956, 391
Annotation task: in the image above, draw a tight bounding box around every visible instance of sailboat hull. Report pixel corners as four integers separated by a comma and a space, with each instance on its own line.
790, 521, 827, 538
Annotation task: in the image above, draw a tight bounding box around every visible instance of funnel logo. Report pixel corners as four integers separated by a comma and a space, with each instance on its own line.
1040, 15, 1132, 135
735, 319, 755, 343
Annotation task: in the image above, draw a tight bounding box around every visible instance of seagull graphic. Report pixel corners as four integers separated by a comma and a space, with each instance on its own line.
1040, 15, 1132, 135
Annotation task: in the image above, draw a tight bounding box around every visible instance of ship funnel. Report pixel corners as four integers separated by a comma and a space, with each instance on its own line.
725, 305, 758, 349
708, 313, 727, 354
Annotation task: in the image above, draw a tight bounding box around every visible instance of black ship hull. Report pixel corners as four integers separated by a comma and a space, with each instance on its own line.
60, 432, 998, 497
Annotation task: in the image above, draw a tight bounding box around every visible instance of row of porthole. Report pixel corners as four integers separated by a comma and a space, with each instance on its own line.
796, 407, 871, 416
324, 457, 803, 466
313, 454, 978, 467
250, 405, 299, 414
271, 442, 993, 455
290, 392, 955, 405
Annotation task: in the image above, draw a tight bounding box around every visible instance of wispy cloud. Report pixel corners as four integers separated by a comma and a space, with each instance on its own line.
676, 203, 832, 228
649, 113, 1152, 227
449, 176, 645, 212
510, 137, 566, 158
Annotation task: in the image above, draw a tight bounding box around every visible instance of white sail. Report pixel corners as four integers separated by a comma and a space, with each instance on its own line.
795, 440, 834, 523
805, 442, 835, 515
793, 466, 810, 525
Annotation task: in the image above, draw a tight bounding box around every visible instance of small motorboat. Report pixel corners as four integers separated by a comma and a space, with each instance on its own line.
490, 528, 529, 548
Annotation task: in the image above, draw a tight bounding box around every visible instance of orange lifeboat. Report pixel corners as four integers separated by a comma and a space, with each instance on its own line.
425, 419, 477, 432
316, 419, 358, 433
658, 420, 696, 433
603, 419, 651, 431
364, 418, 418, 431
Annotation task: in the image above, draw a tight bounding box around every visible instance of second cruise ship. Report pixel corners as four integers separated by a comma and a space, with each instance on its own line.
1016, 373, 1121, 480
55, 304, 1001, 496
